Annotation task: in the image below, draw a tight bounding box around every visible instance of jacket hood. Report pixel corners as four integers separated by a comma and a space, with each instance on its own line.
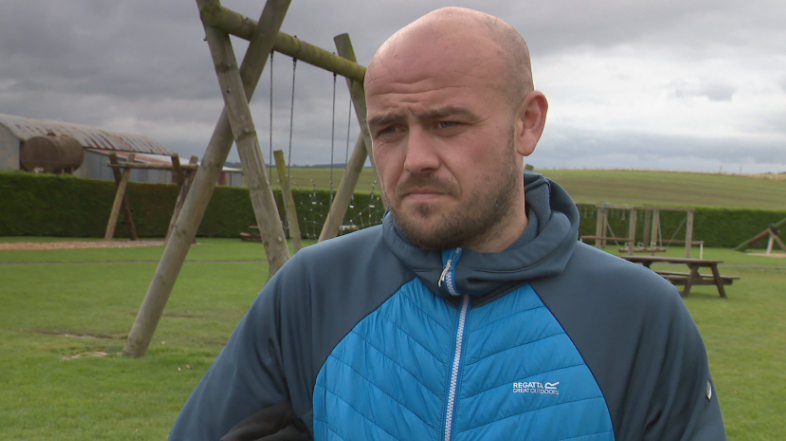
383, 171, 580, 297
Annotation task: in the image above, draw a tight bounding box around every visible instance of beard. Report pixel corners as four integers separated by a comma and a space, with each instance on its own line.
385, 135, 522, 251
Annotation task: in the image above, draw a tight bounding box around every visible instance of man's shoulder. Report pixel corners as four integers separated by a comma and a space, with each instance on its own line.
560, 242, 678, 301
289, 225, 386, 267
530, 241, 685, 332
271, 224, 410, 299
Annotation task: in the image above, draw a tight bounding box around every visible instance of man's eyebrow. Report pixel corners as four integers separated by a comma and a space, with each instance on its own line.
367, 106, 478, 129
419, 106, 478, 121
367, 113, 405, 129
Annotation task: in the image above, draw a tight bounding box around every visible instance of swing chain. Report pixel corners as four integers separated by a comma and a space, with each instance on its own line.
345, 82, 353, 166
268, 50, 274, 172
287, 57, 298, 181
329, 71, 337, 207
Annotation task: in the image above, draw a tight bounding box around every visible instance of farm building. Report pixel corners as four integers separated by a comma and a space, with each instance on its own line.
0, 113, 243, 186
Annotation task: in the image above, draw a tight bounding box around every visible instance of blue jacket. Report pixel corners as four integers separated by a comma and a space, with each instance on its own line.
170, 172, 726, 440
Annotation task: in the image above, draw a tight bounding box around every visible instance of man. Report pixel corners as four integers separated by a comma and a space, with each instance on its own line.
170, 7, 726, 441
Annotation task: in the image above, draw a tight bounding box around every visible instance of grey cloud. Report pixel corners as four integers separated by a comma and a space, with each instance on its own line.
699, 83, 736, 102
1, 0, 785, 173
672, 81, 737, 101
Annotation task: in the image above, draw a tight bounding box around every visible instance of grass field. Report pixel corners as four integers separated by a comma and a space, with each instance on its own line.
538, 169, 786, 210
281, 168, 786, 210
1, 237, 785, 439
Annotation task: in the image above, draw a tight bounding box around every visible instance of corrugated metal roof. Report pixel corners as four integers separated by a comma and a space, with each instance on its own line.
0, 113, 174, 155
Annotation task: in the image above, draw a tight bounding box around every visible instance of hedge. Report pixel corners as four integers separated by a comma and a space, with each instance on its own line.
0, 171, 384, 239
1, 171, 783, 248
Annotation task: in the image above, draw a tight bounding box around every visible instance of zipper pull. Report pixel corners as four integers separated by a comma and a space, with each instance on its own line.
439, 259, 452, 289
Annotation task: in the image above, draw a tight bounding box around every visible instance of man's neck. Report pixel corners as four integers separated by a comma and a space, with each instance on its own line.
462, 201, 529, 253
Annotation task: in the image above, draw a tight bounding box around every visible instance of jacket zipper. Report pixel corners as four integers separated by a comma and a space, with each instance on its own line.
444, 294, 470, 441
440, 247, 467, 441
439, 248, 463, 296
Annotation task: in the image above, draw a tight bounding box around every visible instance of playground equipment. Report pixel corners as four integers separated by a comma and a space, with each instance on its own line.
734, 217, 786, 254
580, 203, 703, 258
124, 0, 376, 357
103, 153, 199, 243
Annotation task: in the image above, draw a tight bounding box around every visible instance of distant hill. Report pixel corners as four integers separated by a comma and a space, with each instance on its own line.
538, 169, 786, 210
271, 168, 785, 211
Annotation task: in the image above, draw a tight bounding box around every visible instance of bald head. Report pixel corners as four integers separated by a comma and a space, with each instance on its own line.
366, 7, 533, 110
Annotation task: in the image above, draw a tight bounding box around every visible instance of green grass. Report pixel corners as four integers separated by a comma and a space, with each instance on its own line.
605, 243, 786, 266
279, 168, 786, 210
1, 241, 785, 439
0, 238, 315, 264
685, 266, 786, 440
0, 257, 267, 440
537, 169, 786, 210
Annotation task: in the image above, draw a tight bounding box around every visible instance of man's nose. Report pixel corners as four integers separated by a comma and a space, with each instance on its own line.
403, 129, 440, 174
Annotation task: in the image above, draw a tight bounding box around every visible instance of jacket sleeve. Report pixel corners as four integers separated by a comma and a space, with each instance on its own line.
639, 288, 726, 441
168, 255, 314, 441
532, 245, 727, 441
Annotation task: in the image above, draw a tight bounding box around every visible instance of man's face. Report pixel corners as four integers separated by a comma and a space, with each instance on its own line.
365, 29, 524, 251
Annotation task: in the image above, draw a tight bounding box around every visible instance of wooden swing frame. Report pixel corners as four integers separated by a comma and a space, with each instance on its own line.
124, 0, 378, 357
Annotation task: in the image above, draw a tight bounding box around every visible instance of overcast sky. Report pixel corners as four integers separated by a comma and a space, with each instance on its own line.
1, 0, 785, 175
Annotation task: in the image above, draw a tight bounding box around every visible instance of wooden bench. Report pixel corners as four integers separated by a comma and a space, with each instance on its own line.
622, 256, 738, 298
655, 270, 739, 289
240, 225, 262, 242
618, 247, 667, 255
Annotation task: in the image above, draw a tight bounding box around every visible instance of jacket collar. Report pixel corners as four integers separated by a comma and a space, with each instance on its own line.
383, 171, 579, 298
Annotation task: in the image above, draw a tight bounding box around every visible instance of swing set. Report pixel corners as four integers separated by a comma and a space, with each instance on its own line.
580, 203, 704, 259
124, 0, 380, 357
264, 51, 384, 244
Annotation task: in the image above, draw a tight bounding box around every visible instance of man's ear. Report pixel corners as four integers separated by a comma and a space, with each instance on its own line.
514, 91, 548, 157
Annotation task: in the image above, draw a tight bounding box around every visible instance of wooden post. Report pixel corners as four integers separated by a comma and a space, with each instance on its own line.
105, 153, 135, 241
627, 208, 637, 256
642, 209, 651, 249
171, 153, 185, 186
200, 4, 366, 83
204, 9, 290, 273
594, 206, 604, 249
650, 209, 660, 248
319, 135, 366, 242
123, 0, 291, 358
273, 150, 302, 253
166, 156, 199, 245
333, 34, 381, 188
685, 209, 695, 258
771, 230, 786, 252
107, 153, 138, 241
601, 207, 609, 248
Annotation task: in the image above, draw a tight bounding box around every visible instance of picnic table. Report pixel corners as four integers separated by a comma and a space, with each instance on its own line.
621, 256, 738, 298
239, 225, 262, 242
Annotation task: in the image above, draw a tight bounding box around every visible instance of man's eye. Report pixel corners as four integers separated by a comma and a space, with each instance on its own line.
437, 121, 459, 129
377, 126, 401, 137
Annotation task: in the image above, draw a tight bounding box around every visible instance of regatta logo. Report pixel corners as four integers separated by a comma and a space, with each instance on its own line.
512, 381, 560, 395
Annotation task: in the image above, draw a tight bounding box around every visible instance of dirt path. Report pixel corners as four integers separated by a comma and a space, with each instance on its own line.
747, 253, 786, 258
0, 240, 165, 251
